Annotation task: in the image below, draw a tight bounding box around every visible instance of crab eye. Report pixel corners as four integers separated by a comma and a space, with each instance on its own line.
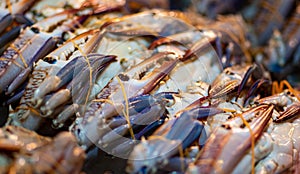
118, 74, 129, 81
30, 27, 40, 33
225, 70, 234, 75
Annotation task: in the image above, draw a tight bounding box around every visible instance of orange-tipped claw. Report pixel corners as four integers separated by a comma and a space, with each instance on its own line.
190, 105, 274, 174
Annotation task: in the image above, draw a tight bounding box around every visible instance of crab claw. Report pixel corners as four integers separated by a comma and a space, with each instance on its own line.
33, 53, 115, 108
126, 110, 204, 174
222, 104, 271, 129
39, 54, 117, 117
73, 52, 178, 149
208, 64, 254, 99
274, 102, 300, 122
0, 10, 90, 95
188, 104, 274, 174
98, 93, 172, 148
30, 29, 107, 107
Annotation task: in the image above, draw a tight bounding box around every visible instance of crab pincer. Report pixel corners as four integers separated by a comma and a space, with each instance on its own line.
0, 9, 89, 96
72, 52, 178, 149
187, 104, 274, 174
126, 105, 207, 174
33, 54, 117, 109
8, 28, 115, 131
98, 92, 173, 156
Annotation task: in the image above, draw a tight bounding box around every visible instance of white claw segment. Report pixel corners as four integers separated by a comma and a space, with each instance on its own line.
53, 104, 79, 129
33, 76, 61, 107
40, 89, 71, 116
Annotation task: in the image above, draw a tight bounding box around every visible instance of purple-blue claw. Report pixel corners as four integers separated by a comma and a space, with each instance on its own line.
33, 53, 107, 107
126, 111, 204, 174
6, 66, 32, 95
73, 52, 178, 149
95, 93, 172, 155
39, 54, 117, 116
179, 106, 224, 120
0, 25, 26, 50
243, 79, 271, 106
0, 10, 91, 95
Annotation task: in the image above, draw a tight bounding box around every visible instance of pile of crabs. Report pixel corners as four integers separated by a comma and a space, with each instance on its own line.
0, 0, 299, 173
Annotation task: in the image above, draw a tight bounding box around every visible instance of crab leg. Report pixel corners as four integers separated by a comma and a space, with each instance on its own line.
33, 53, 110, 107
188, 104, 274, 174
182, 32, 218, 61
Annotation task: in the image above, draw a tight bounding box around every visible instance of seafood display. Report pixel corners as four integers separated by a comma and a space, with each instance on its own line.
0, 0, 299, 173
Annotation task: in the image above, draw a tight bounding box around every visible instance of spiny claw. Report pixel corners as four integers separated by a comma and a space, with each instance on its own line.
189, 104, 274, 174
255, 89, 298, 107
222, 104, 271, 128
